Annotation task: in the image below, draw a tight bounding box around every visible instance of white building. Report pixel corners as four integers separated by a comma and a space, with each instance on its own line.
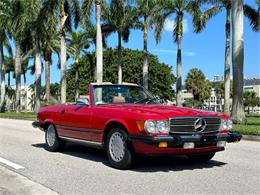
6, 85, 34, 111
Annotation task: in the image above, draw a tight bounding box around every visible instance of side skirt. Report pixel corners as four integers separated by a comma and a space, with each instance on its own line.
59, 136, 105, 149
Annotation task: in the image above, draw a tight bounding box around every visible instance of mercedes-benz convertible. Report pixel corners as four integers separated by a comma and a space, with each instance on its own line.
33, 82, 242, 169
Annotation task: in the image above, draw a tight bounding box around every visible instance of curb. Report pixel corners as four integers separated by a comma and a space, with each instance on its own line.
0, 117, 35, 121
0, 166, 58, 195
242, 135, 260, 142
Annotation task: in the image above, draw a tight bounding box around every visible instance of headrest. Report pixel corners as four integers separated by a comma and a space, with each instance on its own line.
79, 95, 89, 100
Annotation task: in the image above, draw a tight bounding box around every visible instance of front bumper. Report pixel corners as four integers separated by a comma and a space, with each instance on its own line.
129, 131, 242, 155
32, 121, 44, 131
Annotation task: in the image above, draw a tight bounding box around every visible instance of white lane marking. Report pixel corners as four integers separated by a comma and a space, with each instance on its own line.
0, 157, 24, 170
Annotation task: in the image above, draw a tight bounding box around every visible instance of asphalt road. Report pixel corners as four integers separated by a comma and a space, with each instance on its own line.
0, 118, 259, 195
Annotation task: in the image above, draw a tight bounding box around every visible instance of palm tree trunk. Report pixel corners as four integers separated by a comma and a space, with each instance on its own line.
15, 41, 22, 113
60, 5, 67, 104
143, 13, 149, 89
224, 7, 231, 115
96, 1, 103, 82
23, 73, 27, 111
45, 54, 51, 104
60, 34, 67, 104
176, 34, 182, 106
118, 32, 122, 84
231, 0, 246, 124
75, 65, 79, 100
7, 71, 11, 97
35, 44, 42, 112
8, 72, 10, 88
0, 41, 5, 112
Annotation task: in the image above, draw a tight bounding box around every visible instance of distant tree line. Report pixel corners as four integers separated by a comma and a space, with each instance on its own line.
66, 48, 176, 102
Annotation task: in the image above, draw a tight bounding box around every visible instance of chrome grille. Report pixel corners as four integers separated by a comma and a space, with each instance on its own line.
170, 117, 221, 134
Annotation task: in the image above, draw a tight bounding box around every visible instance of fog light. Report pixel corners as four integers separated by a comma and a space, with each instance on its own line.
183, 142, 195, 149
159, 142, 168, 148
217, 141, 226, 147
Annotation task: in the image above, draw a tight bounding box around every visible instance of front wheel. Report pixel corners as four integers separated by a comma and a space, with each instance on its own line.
45, 124, 64, 152
187, 152, 215, 162
106, 128, 135, 170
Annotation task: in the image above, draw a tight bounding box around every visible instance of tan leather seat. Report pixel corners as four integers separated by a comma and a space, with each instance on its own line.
113, 96, 125, 103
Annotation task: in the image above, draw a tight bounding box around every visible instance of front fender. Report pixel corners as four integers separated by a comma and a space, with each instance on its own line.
104, 118, 130, 132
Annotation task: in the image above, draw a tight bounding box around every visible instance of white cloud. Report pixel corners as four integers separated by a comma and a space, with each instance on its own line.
164, 18, 189, 34
183, 19, 189, 33
153, 49, 196, 57
164, 18, 175, 32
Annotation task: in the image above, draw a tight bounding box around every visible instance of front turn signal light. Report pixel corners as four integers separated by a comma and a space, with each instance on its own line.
159, 142, 168, 148
136, 120, 145, 132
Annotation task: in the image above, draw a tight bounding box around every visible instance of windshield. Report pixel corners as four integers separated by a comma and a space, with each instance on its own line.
92, 85, 158, 105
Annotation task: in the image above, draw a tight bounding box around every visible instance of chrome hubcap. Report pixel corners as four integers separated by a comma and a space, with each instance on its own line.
47, 125, 56, 146
109, 132, 125, 162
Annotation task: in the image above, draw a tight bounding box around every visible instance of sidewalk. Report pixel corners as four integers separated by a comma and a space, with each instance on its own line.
0, 166, 58, 195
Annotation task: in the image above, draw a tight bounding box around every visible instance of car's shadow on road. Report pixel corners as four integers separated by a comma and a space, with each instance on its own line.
132, 156, 227, 172
32, 143, 227, 172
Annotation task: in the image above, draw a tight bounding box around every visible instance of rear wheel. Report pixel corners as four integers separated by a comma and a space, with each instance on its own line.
106, 128, 135, 170
187, 152, 215, 162
45, 124, 63, 152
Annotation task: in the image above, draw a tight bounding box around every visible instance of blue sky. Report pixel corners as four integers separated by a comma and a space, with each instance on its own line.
5, 0, 260, 86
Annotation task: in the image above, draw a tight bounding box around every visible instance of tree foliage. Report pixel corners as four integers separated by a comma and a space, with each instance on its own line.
244, 90, 260, 114
66, 48, 176, 102
185, 68, 212, 101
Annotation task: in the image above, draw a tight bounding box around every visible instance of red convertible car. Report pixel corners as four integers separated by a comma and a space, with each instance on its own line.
34, 82, 242, 169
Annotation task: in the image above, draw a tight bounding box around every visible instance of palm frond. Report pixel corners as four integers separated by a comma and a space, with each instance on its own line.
193, 5, 223, 33
70, 0, 81, 28
244, 4, 260, 32
82, 0, 94, 19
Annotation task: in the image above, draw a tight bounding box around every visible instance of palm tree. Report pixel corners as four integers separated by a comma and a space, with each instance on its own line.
0, 0, 13, 112
43, 0, 80, 104
0, 33, 5, 112
5, 0, 39, 112
21, 56, 30, 111
186, 68, 211, 102
4, 56, 14, 94
194, 0, 232, 115
68, 30, 91, 99
82, 0, 103, 83
0, 0, 10, 112
231, 0, 246, 124
244, 0, 260, 32
36, 4, 60, 105
103, 0, 141, 84
135, 0, 156, 89
42, 32, 60, 105
3, 56, 14, 110
0, 30, 12, 112
151, 0, 201, 106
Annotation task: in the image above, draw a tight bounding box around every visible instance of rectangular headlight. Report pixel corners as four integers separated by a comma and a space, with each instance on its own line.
220, 119, 233, 130
144, 120, 170, 134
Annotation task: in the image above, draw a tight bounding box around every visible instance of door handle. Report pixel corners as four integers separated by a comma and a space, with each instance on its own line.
60, 109, 65, 114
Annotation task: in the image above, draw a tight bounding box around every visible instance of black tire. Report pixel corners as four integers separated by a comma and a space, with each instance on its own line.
106, 128, 135, 170
45, 124, 64, 152
187, 152, 215, 162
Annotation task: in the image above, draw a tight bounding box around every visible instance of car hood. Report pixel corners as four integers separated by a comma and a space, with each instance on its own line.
98, 104, 228, 119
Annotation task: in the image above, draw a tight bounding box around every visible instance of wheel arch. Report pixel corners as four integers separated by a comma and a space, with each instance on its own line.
103, 120, 129, 145
43, 119, 55, 131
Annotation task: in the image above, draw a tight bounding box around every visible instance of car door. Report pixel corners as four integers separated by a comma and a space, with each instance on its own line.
57, 105, 94, 141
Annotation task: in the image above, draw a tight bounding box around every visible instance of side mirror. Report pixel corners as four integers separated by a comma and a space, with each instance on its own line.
76, 98, 89, 106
